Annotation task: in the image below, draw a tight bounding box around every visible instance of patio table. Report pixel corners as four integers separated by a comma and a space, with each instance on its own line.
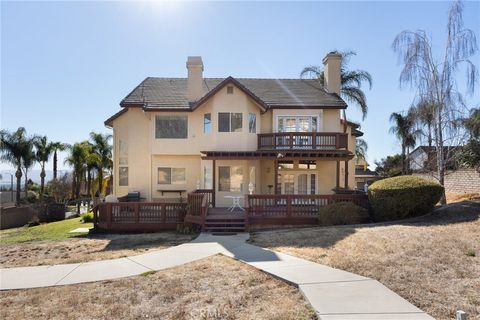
224, 195, 245, 212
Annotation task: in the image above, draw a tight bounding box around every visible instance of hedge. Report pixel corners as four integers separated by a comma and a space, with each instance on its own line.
318, 202, 369, 226
368, 175, 444, 221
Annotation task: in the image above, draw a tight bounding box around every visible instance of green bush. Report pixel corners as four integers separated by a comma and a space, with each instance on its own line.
318, 202, 369, 226
81, 211, 94, 223
368, 175, 444, 221
27, 190, 39, 203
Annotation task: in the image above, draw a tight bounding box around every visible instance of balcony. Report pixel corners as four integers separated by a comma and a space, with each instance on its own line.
257, 132, 348, 151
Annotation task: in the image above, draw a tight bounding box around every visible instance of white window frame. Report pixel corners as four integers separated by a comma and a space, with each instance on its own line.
157, 167, 187, 185
275, 114, 321, 133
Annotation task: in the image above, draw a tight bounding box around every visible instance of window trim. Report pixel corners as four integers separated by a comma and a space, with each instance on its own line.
218, 112, 243, 133
155, 115, 188, 139
157, 167, 187, 185
275, 114, 321, 133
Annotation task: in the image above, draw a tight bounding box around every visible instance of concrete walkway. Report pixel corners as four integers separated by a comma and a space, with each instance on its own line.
0, 233, 433, 320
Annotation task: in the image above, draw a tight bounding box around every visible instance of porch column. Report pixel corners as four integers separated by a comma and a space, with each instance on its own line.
212, 159, 216, 207
336, 161, 340, 189
274, 159, 278, 195
344, 160, 349, 189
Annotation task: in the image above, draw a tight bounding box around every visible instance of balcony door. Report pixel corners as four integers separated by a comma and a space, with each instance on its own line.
280, 172, 317, 195
277, 116, 318, 133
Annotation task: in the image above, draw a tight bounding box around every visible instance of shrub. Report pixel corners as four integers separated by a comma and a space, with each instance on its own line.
368, 175, 444, 221
81, 211, 94, 223
27, 190, 39, 203
318, 202, 369, 226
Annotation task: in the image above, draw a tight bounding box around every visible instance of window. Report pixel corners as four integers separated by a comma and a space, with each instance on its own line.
119, 167, 128, 186
155, 116, 188, 139
227, 86, 234, 94
278, 160, 294, 170
248, 113, 256, 133
218, 113, 242, 132
203, 113, 211, 134
203, 166, 212, 189
277, 116, 319, 133
218, 166, 243, 192
158, 168, 186, 185
299, 160, 317, 169
118, 140, 128, 165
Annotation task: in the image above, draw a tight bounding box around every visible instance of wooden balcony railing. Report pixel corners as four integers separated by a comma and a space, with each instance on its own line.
246, 193, 368, 225
257, 132, 348, 151
93, 201, 187, 231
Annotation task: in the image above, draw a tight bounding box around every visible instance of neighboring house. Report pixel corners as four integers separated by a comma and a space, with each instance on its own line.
105, 53, 362, 207
409, 146, 458, 172
354, 158, 378, 190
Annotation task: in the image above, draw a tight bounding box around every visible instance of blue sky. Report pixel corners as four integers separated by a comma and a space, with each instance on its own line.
1, 1, 479, 172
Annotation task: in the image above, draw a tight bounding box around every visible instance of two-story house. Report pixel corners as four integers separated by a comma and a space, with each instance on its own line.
105, 53, 361, 207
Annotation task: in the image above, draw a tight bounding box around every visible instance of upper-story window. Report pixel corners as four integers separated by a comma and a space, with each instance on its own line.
204, 113, 212, 134
218, 112, 242, 133
227, 86, 234, 94
155, 115, 188, 139
248, 113, 256, 133
277, 116, 319, 133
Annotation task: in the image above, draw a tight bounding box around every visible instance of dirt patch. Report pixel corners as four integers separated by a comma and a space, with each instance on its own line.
0, 255, 315, 320
250, 201, 480, 320
0, 232, 196, 268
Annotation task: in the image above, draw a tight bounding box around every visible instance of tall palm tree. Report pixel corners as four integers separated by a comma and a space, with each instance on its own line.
83, 141, 100, 197
34, 136, 54, 197
89, 132, 112, 196
412, 100, 435, 148
0, 128, 30, 205
22, 143, 36, 199
355, 138, 368, 163
464, 107, 480, 140
300, 50, 372, 120
50, 142, 68, 180
64, 143, 89, 200
389, 111, 418, 175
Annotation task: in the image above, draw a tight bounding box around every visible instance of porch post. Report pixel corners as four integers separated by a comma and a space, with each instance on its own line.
336, 161, 340, 189
274, 159, 278, 195
212, 159, 216, 207
344, 160, 349, 189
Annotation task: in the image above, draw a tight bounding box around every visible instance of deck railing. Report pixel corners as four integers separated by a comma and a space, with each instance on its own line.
192, 189, 215, 207
93, 201, 186, 231
184, 192, 209, 225
246, 194, 368, 225
257, 132, 348, 151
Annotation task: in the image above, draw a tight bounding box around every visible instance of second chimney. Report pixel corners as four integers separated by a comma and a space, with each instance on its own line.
322, 52, 342, 95
186, 56, 204, 102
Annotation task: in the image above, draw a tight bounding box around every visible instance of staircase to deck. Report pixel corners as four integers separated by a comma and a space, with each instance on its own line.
203, 209, 247, 234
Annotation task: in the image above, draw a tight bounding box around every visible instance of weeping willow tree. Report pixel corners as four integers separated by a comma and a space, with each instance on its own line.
392, 0, 478, 204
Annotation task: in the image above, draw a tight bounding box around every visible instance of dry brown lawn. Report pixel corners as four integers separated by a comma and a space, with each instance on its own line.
0, 255, 315, 320
250, 201, 480, 320
0, 232, 195, 268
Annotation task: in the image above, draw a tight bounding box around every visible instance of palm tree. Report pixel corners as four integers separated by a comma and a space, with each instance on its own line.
412, 100, 435, 148
464, 108, 480, 140
50, 142, 68, 180
64, 143, 89, 200
22, 143, 36, 199
389, 111, 418, 175
83, 141, 100, 197
34, 136, 54, 197
0, 128, 30, 205
355, 138, 368, 163
300, 50, 372, 120
89, 132, 112, 196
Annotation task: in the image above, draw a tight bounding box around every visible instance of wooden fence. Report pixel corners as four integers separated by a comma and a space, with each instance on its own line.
184, 193, 209, 226
246, 194, 368, 225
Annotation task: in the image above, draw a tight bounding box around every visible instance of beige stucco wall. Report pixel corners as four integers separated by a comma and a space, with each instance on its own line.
110, 82, 358, 200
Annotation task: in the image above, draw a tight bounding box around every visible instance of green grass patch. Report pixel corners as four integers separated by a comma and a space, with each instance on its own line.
140, 270, 157, 277
466, 249, 476, 257
0, 217, 93, 245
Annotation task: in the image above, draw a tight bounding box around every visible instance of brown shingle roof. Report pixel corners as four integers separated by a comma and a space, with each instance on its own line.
120, 77, 347, 109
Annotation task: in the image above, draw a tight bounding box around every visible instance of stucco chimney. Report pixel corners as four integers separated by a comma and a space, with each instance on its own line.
186, 56, 204, 102
322, 52, 342, 95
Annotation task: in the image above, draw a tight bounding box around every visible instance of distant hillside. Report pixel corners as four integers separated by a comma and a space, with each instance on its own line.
0, 170, 71, 186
